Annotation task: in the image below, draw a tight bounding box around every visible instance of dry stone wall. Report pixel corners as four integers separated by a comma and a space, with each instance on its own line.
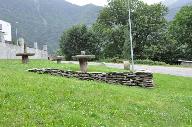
28, 68, 154, 88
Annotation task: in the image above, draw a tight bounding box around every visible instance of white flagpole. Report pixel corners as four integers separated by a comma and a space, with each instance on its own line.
128, 0, 134, 71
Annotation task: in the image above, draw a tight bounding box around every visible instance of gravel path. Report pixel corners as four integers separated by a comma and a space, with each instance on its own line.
62, 61, 192, 77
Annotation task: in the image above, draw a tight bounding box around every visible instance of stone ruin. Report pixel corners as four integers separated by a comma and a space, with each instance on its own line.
28, 68, 154, 88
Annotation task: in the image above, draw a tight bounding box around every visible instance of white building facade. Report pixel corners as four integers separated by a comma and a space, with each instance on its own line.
0, 20, 12, 42
0, 20, 48, 59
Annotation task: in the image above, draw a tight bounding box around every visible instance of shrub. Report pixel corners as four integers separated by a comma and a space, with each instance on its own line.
135, 59, 168, 65
100, 58, 168, 66
100, 57, 124, 63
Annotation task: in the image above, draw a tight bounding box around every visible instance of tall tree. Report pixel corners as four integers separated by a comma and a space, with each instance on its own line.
93, 0, 168, 60
59, 24, 100, 60
169, 5, 192, 60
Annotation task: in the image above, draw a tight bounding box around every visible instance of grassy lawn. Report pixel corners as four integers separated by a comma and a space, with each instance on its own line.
0, 60, 192, 127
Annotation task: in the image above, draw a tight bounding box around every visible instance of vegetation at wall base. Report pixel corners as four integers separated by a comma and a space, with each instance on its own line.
0, 60, 192, 126
135, 59, 168, 66
99, 58, 168, 66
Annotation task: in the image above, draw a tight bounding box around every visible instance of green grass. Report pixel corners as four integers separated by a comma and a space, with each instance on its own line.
0, 60, 192, 127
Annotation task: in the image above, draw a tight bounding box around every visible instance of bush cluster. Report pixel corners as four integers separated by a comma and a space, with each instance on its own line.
100, 57, 168, 66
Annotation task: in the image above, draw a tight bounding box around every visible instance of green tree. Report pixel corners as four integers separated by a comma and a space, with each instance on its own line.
169, 5, 192, 60
59, 24, 100, 60
93, 0, 168, 60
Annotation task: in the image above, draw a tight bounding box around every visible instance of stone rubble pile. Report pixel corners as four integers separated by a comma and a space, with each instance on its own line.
28, 68, 154, 88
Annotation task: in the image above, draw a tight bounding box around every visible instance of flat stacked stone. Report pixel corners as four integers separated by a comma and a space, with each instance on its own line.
135, 71, 154, 87
28, 68, 154, 88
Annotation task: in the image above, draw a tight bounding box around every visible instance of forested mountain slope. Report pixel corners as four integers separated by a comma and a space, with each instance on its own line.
0, 0, 101, 52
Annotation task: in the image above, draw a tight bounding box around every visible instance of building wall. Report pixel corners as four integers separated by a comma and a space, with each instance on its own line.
0, 20, 12, 42
0, 43, 48, 59
181, 61, 192, 67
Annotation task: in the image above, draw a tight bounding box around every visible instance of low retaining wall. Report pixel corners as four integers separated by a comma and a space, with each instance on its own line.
28, 68, 154, 88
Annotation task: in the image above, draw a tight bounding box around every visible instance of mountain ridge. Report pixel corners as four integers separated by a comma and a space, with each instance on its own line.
164, 0, 192, 20
1, 0, 191, 53
0, 0, 102, 52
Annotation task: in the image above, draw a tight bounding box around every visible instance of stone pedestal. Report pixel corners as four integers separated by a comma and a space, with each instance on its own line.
16, 53, 35, 64
79, 58, 88, 73
22, 55, 29, 64
57, 59, 62, 64
16, 44, 35, 64
52, 56, 64, 64
72, 51, 95, 73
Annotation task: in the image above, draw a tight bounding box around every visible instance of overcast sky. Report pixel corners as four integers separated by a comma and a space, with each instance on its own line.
65, 0, 164, 6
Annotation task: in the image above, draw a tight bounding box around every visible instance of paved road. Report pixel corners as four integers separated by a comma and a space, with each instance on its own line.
105, 63, 192, 77
62, 61, 192, 77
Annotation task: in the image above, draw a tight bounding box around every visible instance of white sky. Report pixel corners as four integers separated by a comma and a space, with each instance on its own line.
66, 0, 164, 6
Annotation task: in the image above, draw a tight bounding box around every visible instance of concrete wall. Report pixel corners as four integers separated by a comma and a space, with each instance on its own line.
0, 43, 48, 59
